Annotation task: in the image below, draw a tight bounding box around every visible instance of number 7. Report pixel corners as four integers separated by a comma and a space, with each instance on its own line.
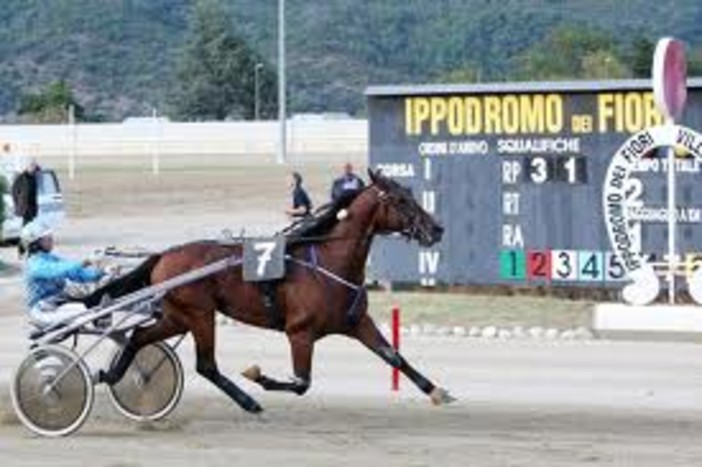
254, 242, 276, 276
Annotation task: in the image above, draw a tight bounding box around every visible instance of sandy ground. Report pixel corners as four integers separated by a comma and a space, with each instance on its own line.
1, 162, 701, 465
0, 316, 701, 466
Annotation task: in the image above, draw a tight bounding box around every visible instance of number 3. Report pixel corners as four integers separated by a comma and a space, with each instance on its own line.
530, 157, 548, 184
556, 251, 571, 278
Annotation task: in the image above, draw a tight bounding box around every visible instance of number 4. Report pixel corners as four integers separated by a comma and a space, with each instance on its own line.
254, 242, 276, 276
578, 251, 604, 281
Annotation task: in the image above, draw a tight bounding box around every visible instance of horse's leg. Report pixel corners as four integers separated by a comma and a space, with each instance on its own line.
351, 314, 455, 405
99, 313, 186, 385
190, 309, 263, 413
241, 331, 313, 396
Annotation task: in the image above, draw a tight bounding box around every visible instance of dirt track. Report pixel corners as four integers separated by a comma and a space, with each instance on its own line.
1, 316, 702, 466
1, 163, 702, 465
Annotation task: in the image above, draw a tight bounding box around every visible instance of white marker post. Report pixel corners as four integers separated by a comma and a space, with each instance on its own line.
68, 104, 76, 180
151, 107, 160, 176
652, 37, 688, 304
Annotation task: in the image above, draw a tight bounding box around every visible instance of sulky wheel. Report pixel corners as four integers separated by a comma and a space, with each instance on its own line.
107, 341, 184, 422
11, 344, 94, 437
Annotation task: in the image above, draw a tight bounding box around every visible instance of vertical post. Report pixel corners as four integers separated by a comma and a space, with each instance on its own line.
391, 305, 400, 392
151, 107, 160, 176
68, 104, 76, 180
255, 62, 263, 121
667, 122, 676, 303
652, 37, 687, 304
277, 0, 286, 164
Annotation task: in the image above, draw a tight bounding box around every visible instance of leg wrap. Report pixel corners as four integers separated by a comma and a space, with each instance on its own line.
100, 342, 138, 385
377, 346, 403, 368
377, 346, 434, 395
198, 360, 262, 413
256, 374, 310, 396
289, 376, 310, 395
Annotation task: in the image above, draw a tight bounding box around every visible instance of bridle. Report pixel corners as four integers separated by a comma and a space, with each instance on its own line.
281, 182, 433, 246
372, 185, 427, 242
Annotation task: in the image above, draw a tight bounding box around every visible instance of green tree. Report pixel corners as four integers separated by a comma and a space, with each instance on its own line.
514, 26, 628, 80
171, 0, 276, 121
436, 65, 483, 84
581, 50, 629, 79
628, 37, 655, 78
688, 46, 702, 76
17, 80, 85, 123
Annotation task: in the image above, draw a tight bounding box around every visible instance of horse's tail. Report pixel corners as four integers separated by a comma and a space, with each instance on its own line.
83, 254, 161, 308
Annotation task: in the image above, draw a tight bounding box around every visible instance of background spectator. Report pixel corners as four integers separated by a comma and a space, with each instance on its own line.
286, 171, 312, 219
12, 158, 39, 226
330, 162, 365, 202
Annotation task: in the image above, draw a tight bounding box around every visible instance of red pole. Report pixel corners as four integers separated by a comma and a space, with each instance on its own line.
391, 305, 400, 392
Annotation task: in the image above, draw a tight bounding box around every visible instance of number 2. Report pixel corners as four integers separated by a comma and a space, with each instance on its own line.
528, 251, 551, 280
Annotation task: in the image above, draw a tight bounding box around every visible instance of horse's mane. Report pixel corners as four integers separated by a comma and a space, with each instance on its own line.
281, 189, 363, 242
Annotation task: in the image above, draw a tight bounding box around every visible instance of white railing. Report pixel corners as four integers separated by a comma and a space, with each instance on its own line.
0, 119, 368, 170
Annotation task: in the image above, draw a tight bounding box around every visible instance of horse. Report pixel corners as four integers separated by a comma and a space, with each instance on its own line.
90, 169, 454, 413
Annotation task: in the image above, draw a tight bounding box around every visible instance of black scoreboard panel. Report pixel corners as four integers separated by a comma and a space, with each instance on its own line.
366, 80, 702, 287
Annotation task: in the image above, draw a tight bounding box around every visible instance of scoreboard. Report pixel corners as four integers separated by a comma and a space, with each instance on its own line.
366, 79, 702, 287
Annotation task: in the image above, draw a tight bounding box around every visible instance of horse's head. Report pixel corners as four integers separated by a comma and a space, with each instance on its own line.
368, 169, 444, 247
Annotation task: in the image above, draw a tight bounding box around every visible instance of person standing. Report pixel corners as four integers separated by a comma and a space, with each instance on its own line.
12, 159, 39, 226
330, 162, 365, 202
285, 171, 312, 219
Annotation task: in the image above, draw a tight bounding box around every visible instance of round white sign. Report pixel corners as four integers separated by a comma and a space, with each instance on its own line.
602, 124, 702, 304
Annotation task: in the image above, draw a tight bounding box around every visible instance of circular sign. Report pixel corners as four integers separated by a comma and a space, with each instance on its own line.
602, 124, 702, 305
652, 38, 688, 122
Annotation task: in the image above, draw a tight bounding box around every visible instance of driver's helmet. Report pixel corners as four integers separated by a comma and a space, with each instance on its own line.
21, 219, 53, 247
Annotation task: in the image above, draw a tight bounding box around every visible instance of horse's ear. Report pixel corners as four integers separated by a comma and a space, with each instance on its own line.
367, 168, 378, 183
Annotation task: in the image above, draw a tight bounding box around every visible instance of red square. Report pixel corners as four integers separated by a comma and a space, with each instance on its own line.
527, 250, 552, 280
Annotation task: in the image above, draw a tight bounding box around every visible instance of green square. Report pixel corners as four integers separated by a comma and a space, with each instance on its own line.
500, 250, 526, 280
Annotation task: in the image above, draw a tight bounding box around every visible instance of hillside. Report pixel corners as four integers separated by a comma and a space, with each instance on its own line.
0, 0, 700, 121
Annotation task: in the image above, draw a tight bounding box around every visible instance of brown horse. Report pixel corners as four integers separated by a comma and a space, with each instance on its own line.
92, 170, 453, 413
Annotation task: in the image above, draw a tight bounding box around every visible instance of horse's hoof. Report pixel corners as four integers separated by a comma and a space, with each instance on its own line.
430, 387, 456, 406
247, 402, 264, 414
241, 365, 262, 382
97, 370, 113, 386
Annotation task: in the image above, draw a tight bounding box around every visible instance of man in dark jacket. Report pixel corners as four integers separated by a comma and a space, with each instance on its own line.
330, 162, 365, 202
285, 171, 312, 219
12, 160, 39, 226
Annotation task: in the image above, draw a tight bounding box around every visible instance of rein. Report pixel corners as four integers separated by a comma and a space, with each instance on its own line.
287, 245, 366, 326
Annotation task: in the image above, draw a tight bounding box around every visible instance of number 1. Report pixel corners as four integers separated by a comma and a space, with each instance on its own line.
564, 157, 576, 183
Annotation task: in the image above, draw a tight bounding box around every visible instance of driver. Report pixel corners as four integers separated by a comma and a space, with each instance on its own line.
22, 220, 104, 328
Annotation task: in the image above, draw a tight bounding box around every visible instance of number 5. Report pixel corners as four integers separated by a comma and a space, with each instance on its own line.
254, 242, 276, 276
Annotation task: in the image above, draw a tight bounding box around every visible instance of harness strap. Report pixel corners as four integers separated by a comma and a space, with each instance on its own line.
256, 281, 285, 331
286, 254, 359, 290
308, 244, 319, 269
345, 287, 367, 327
289, 248, 366, 328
